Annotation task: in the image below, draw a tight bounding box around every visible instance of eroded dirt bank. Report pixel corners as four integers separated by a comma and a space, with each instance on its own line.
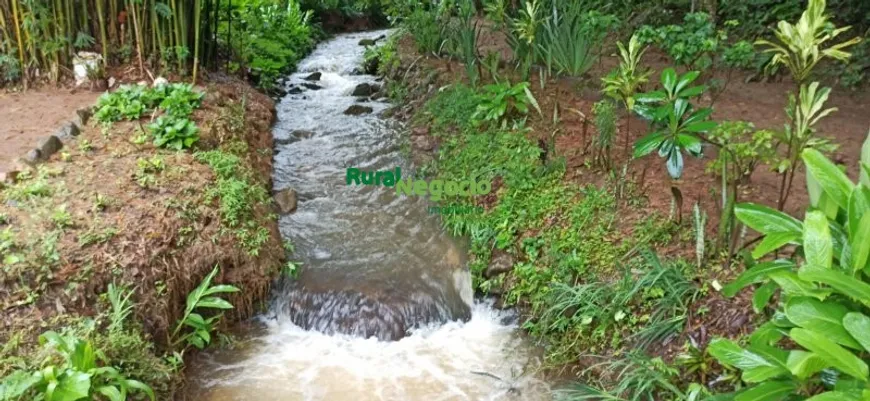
0, 77, 285, 397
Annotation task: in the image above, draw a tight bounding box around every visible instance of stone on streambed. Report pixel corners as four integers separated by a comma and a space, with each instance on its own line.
344, 105, 373, 116
351, 83, 380, 97
274, 188, 298, 214
301, 83, 322, 90
304, 72, 321, 81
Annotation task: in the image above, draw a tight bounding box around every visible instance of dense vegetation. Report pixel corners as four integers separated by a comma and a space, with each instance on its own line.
0, 0, 383, 89
375, 0, 870, 399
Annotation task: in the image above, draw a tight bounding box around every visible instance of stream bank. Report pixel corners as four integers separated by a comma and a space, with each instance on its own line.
0, 77, 285, 398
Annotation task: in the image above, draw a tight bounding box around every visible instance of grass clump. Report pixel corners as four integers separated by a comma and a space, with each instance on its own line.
196, 147, 271, 255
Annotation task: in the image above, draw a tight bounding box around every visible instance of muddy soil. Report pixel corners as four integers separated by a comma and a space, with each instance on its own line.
0, 90, 100, 173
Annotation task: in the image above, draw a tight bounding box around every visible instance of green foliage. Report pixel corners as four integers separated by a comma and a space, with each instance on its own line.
148, 116, 200, 151
636, 12, 726, 69
447, 0, 480, 86
537, 3, 596, 77
633, 68, 716, 179
94, 83, 204, 151
602, 34, 651, 113
404, 5, 447, 54
0, 331, 155, 401
220, 0, 315, 89
471, 81, 541, 127
507, 0, 545, 81
195, 149, 271, 255
756, 0, 862, 84
557, 351, 686, 401
421, 85, 682, 371
713, 145, 870, 399
171, 266, 239, 351
707, 121, 777, 183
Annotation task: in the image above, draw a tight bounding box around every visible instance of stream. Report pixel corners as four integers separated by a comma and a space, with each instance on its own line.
186, 30, 552, 401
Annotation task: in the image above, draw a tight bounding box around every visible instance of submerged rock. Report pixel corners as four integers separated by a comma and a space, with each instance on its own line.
304, 72, 322, 81
274, 188, 298, 214
301, 83, 322, 90
344, 105, 373, 116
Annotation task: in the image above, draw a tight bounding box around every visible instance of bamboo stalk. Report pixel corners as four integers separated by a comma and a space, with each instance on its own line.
191, 0, 200, 83
10, 0, 25, 81
96, 0, 108, 62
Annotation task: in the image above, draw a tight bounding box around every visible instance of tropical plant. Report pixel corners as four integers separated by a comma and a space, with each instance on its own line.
774, 81, 839, 210
601, 34, 651, 157
451, 0, 481, 86
537, 2, 595, 78
712, 143, 870, 400
755, 0, 861, 85
471, 81, 542, 127
0, 331, 155, 401
706, 121, 777, 256
507, 0, 545, 81
632, 68, 717, 179
171, 266, 240, 351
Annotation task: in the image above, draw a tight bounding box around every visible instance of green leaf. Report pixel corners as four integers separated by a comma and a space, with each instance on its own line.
734, 381, 795, 401
752, 232, 801, 259
843, 312, 870, 352
723, 260, 794, 297
96, 386, 122, 401
786, 350, 829, 379
708, 338, 788, 382
849, 213, 870, 273
805, 391, 863, 401
633, 132, 667, 158
51, 371, 91, 401
197, 296, 234, 310
802, 148, 855, 210
790, 328, 869, 380
203, 284, 240, 296
804, 210, 833, 269
735, 203, 803, 236
749, 322, 785, 347
769, 271, 831, 300
753, 281, 779, 313
798, 266, 870, 308
785, 297, 862, 350
123, 379, 156, 401
847, 186, 870, 239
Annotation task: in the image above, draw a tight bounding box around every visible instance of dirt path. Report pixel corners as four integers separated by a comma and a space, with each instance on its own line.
0, 89, 100, 173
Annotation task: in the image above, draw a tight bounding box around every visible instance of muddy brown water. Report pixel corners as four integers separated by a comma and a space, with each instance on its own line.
186, 31, 552, 401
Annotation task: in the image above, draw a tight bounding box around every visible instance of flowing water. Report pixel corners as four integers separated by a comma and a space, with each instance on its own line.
187, 31, 552, 401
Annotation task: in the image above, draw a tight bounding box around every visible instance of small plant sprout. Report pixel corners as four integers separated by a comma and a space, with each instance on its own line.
50, 205, 74, 229
172, 266, 239, 350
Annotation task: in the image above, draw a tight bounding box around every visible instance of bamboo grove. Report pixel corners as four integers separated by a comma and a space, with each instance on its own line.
0, 0, 245, 86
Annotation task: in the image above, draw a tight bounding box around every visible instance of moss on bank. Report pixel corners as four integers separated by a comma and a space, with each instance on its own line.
0, 79, 284, 398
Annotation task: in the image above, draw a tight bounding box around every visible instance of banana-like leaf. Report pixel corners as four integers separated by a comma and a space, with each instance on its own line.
803, 148, 855, 210
786, 350, 829, 379
734, 203, 803, 236
723, 260, 794, 297
790, 328, 869, 380
798, 266, 870, 308
803, 210, 833, 269
842, 312, 870, 352
785, 297, 862, 350
734, 381, 795, 401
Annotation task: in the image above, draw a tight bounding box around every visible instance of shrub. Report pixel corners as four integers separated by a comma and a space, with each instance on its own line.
635, 12, 726, 70
633, 68, 716, 179
711, 143, 870, 400
471, 81, 541, 128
